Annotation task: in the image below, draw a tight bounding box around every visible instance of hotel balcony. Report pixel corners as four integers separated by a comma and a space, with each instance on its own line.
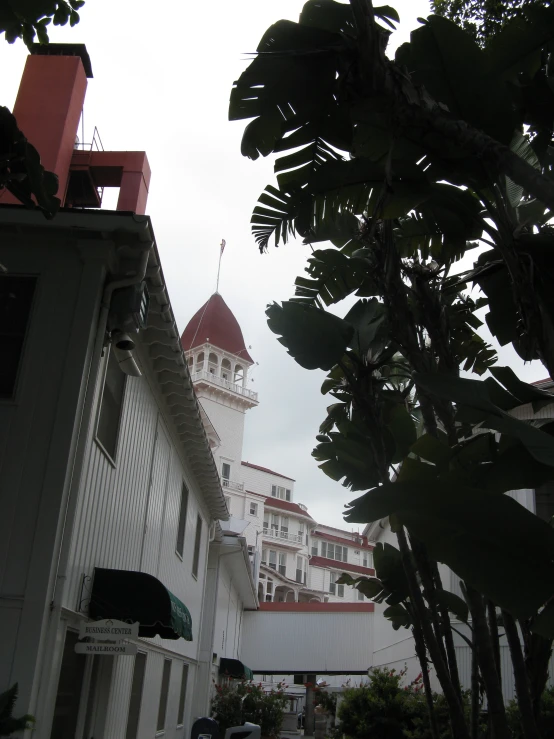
262, 528, 304, 549
222, 478, 244, 493
191, 370, 258, 402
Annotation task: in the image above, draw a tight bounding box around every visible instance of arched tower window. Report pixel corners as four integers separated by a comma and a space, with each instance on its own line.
208, 352, 219, 375
221, 358, 231, 381
188, 356, 193, 367
196, 352, 204, 370
234, 364, 244, 385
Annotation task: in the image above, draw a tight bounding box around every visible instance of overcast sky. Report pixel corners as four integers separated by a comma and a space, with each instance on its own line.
0, 1, 548, 529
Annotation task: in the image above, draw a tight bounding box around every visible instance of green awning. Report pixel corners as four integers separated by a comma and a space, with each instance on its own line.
90, 568, 193, 641
220, 658, 254, 680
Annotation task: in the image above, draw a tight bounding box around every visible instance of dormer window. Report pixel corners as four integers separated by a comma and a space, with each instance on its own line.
271, 485, 291, 501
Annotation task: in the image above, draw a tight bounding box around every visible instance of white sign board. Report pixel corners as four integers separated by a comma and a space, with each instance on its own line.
79, 619, 139, 640
75, 642, 137, 656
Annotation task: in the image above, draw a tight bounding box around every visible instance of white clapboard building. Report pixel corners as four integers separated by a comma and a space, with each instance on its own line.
0, 44, 256, 739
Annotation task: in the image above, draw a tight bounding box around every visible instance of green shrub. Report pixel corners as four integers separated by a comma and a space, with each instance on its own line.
211, 681, 290, 738
506, 685, 554, 739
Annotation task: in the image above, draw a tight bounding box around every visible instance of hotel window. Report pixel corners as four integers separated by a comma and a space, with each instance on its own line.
96, 346, 126, 460
222, 462, 231, 483
358, 589, 365, 601
192, 515, 202, 578
269, 550, 277, 570
322, 542, 347, 562
271, 514, 279, 533
280, 516, 289, 535
249, 502, 258, 516
177, 663, 189, 726
263, 513, 269, 530
279, 552, 287, 576
175, 483, 189, 558
126, 652, 146, 739
363, 553, 368, 568
271, 484, 291, 501
311, 541, 318, 556
261, 549, 268, 565
329, 572, 344, 597
296, 556, 303, 584
157, 659, 172, 732
0, 275, 37, 398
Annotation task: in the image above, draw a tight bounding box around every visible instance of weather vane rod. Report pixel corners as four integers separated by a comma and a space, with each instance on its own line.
216, 239, 226, 293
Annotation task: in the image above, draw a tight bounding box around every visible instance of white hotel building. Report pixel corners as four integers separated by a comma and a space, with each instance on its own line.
180, 293, 376, 608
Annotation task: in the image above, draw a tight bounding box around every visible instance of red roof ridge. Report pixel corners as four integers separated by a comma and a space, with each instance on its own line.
257, 602, 374, 613
241, 461, 295, 481
264, 497, 315, 520
313, 530, 374, 550
309, 556, 375, 577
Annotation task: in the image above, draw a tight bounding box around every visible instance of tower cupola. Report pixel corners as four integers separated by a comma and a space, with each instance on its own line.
181, 293, 258, 411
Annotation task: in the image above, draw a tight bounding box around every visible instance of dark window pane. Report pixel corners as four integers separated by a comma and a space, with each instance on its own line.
178, 663, 189, 725
0, 275, 36, 397
157, 659, 172, 732
192, 515, 202, 578
51, 630, 86, 739
126, 652, 146, 739
97, 348, 126, 459
176, 483, 189, 557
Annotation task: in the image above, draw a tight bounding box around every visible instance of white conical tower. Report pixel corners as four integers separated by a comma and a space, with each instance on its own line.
181, 293, 258, 490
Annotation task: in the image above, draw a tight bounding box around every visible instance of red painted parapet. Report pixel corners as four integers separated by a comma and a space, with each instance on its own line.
67, 150, 151, 214
1, 43, 151, 214
258, 602, 374, 612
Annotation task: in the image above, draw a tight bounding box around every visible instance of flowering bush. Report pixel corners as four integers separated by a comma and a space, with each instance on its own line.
211, 681, 290, 738
337, 667, 474, 739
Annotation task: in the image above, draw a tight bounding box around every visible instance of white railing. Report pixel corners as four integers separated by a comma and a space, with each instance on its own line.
191, 370, 258, 401
222, 478, 244, 492
263, 528, 303, 544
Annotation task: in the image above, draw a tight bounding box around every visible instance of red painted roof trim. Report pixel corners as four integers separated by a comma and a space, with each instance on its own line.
241, 461, 295, 481
264, 497, 315, 521
258, 602, 374, 613
309, 556, 376, 576
313, 531, 374, 551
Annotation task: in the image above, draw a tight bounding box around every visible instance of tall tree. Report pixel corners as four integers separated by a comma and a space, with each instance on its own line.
231, 1, 554, 737
432, 0, 551, 46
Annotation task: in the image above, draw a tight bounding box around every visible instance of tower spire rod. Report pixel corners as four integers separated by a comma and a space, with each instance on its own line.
216, 239, 226, 293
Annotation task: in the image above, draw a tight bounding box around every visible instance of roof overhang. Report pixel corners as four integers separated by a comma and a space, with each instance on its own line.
0, 206, 228, 522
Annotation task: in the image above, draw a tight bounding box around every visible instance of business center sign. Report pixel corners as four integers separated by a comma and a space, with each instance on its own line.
76, 619, 139, 656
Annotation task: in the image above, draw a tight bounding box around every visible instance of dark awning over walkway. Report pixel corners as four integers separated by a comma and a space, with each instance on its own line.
219, 658, 254, 680
89, 567, 193, 641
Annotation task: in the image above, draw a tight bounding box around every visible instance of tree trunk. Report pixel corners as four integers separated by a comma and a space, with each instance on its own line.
502, 611, 542, 739
465, 587, 511, 739
397, 527, 470, 739
412, 615, 440, 739
471, 630, 480, 739
488, 601, 502, 691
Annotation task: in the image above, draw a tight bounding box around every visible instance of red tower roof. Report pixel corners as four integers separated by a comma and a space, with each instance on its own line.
181, 293, 253, 363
